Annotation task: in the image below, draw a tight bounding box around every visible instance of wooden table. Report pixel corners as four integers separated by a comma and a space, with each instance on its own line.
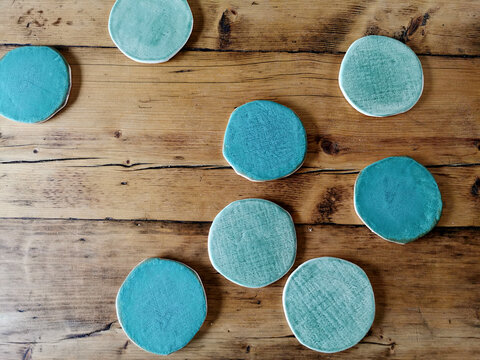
0, 1, 479, 359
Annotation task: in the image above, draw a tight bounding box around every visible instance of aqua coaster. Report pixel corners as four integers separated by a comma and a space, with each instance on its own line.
0, 46, 71, 123
109, 0, 193, 63
208, 199, 297, 288
339, 35, 423, 117
116, 258, 207, 355
223, 100, 307, 181
283, 257, 375, 353
354, 156, 442, 244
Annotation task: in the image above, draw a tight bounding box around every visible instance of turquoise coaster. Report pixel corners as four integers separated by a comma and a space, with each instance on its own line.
116, 258, 207, 355
354, 156, 442, 244
208, 199, 297, 288
339, 35, 423, 117
109, 0, 193, 63
0, 46, 71, 123
283, 257, 375, 353
223, 100, 307, 181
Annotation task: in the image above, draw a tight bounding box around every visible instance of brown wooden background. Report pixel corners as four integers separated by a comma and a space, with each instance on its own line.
0, 1, 479, 359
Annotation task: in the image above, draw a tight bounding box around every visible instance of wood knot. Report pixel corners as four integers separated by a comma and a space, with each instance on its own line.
114, 130, 122, 138
218, 9, 238, 49
315, 187, 343, 223
321, 139, 340, 155
471, 177, 480, 197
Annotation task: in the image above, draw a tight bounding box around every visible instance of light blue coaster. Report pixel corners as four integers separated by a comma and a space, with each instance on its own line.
208, 199, 297, 288
223, 100, 307, 181
109, 0, 193, 63
339, 35, 423, 117
354, 156, 442, 244
0, 46, 71, 123
116, 258, 207, 355
283, 257, 375, 353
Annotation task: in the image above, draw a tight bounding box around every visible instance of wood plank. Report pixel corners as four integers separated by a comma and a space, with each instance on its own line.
0, 0, 479, 55
0, 220, 478, 359
0, 162, 478, 225
0, 47, 478, 169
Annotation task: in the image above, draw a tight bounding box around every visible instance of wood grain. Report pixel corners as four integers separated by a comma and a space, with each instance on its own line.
0, 220, 478, 359
0, 47, 478, 169
0, 0, 479, 55
0, 0, 479, 359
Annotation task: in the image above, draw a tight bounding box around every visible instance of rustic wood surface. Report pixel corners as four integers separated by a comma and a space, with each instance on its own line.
0, 0, 479, 359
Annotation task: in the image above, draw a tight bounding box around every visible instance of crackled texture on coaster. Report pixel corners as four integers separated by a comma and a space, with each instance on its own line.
109, 0, 193, 63
208, 199, 297, 288
0, 46, 71, 123
116, 258, 207, 355
355, 156, 442, 244
339, 35, 423, 117
283, 257, 375, 353
223, 100, 307, 181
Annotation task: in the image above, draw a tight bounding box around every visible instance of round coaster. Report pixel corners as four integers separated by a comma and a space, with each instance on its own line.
208, 199, 297, 288
116, 258, 207, 355
354, 156, 442, 244
283, 257, 375, 353
339, 35, 423, 117
108, 0, 193, 63
0, 46, 71, 123
223, 100, 307, 182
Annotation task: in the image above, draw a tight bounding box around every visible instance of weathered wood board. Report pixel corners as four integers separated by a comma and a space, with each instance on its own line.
0, 220, 478, 359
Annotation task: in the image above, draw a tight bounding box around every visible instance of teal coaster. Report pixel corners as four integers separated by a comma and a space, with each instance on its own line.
283, 257, 375, 353
109, 0, 193, 63
354, 156, 442, 244
116, 258, 207, 355
208, 199, 297, 288
339, 35, 423, 117
223, 100, 307, 182
0, 46, 71, 123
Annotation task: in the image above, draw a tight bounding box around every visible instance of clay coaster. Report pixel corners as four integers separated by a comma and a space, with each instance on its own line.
223, 100, 307, 181
283, 257, 375, 353
339, 35, 423, 117
354, 156, 442, 244
208, 199, 297, 288
0, 46, 71, 123
116, 258, 207, 355
109, 0, 193, 63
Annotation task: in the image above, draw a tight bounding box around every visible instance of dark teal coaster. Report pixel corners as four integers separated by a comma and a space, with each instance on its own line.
109, 0, 193, 63
223, 100, 307, 181
116, 258, 207, 355
339, 35, 423, 117
0, 46, 71, 123
283, 257, 375, 353
208, 199, 297, 288
354, 156, 442, 244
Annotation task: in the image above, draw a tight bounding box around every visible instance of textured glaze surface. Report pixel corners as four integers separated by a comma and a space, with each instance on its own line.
109, 0, 193, 63
0, 46, 70, 123
283, 257, 375, 353
355, 156, 442, 244
223, 100, 307, 181
339, 35, 423, 117
116, 258, 207, 355
208, 199, 297, 288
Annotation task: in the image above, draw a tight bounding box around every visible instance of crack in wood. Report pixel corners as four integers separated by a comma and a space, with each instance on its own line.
61, 321, 116, 340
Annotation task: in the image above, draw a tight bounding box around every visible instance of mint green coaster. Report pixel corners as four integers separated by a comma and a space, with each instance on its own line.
354, 156, 442, 244
339, 35, 423, 117
116, 258, 207, 355
109, 0, 193, 63
208, 199, 297, 288
283, 257, 375, 353
0, 46, 71, 123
